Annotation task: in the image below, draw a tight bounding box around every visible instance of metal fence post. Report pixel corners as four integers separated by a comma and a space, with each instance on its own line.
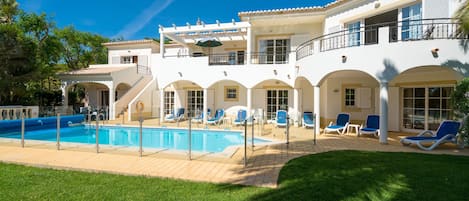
251, 116, 255, 149
57, 113, 61, 150
21, 111, 25, 148
139, 114, 143, 157
188, 110, 192, 160
96, 116, 99, 153
244, 119, 247, 167
286, 116, 290, 145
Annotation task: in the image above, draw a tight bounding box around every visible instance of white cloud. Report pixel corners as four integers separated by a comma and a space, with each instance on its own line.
113, 0, 173, 39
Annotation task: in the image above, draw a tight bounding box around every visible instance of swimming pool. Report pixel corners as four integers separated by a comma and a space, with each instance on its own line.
0, 125, 269, 153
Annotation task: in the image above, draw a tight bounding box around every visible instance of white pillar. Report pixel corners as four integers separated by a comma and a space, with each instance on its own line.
203, 88, 208, 124
109, 85, 115, 120
160, 31, 165, 58
314, 86, 321, 135
159, 88, 165, 124
247, 88, 252, 117
379, 82, 389, 144
61, 83, 68, 107
293, 88, 299, 127
246, 25, 252, 64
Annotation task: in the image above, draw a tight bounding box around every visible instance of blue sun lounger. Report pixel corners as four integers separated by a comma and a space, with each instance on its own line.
401, 120, 461, 151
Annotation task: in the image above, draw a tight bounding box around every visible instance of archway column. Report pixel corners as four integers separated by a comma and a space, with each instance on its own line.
61, 82, 68, 108
159, 88, 165, 124
203, 88, 208, 124
379, 82, 389, 144
247, 88, 252, 118
314, 86, 321, 135
109, 83, 115, 120
293, 88, 300, 126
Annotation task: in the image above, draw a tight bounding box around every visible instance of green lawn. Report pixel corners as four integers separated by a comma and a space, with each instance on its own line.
1, 151, 469, 201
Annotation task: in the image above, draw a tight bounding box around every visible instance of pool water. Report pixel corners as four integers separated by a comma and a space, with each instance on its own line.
0, 125, 269, 153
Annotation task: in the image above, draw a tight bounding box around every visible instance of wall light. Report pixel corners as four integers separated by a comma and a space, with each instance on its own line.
374, 1, 381, 9
223, 71, 227, 76
342, 55, 347, 63
178, 72, 182, 77
273, 69, 278, 75
431, 48, 439, 58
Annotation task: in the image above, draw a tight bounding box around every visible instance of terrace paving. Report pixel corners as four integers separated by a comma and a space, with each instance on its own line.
1, 118, 468, 188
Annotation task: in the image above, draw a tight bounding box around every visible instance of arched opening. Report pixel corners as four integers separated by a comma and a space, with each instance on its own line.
318, 70, 379, 127
162, 80, 203, 117
115, 83, 131, 101
390, 66, 464, 132
207, 80, 247, 118
252, 79, 292, 122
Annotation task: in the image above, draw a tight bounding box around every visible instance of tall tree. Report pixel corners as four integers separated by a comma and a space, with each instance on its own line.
455, 1, 469, 35
0, 0, 18, 24
55, 26, 109, 70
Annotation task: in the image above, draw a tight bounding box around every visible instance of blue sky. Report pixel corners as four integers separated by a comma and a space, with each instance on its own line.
18, 0, 335, 40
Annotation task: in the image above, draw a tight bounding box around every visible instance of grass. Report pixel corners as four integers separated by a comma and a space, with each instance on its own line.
1, 151, 469, 201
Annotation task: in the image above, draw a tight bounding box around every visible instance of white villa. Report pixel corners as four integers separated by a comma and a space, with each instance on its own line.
59, 0, 469, 144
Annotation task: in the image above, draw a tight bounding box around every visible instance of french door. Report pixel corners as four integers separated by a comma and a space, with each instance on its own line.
266, 89, 289, 120
403, 87, 453, 131
187, 90, 204, 116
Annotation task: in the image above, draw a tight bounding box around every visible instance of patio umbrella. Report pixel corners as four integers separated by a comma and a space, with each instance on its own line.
195, 38, 222, 56
195, 37, 223, 48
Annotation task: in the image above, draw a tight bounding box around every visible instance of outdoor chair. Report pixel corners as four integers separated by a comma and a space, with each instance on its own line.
303, 112, 315, 129
233, 109, 247, 126
401, 120, 461, 151
359, 114, 380, 137
165, 108, 185, 122
275, 110, 288, 127
323, 113, 350, 135
207, 109, 224, 125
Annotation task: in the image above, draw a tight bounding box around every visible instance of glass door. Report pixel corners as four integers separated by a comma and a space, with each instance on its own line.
402, 87, 453, 131
402, 3, 422, 40
187, 90, 204, 116
266, 89, 289, 120
164, 91, 174, 115
348, 21, 361, 46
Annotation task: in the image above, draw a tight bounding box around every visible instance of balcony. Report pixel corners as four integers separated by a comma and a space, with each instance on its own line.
296, 18, 468, 61
164, 52, 291, 66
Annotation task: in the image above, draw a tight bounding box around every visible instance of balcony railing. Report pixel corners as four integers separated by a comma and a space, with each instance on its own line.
296, 18, 468, 61
250, 52, 290, 64
137, 65, 152, 75
164, 52, 291, 65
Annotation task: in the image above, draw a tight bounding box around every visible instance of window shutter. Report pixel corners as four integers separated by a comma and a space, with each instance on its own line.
111, 56, 120, 64
138, 55, 148, 67
357, 87, 371, 108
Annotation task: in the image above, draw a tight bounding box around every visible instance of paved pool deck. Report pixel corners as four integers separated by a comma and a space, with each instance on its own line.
1, 119, 468, 188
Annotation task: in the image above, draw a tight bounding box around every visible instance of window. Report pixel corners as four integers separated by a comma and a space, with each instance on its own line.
403, 87, 453, 130
266, 89, 289, 120
164, 91, 174, 115
259, 39, 290, 64
345, 88, 356, 107
224, 86, 238, 101
121, 56, 138, 64
402, 3, 422, 40
187, 90, 204, 115
347, 21, 361, 46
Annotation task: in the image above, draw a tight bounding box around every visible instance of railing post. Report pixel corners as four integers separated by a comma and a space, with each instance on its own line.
139, 113, 143, 157
57, 113, 61, 150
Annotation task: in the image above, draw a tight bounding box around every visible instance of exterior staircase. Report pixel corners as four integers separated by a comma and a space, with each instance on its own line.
114, 76, 152, 120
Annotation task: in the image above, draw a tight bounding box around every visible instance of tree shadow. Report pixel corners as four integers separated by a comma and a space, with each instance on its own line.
376, 58, 400, 83
441, 60, 469, 77
243, 150, 469, 201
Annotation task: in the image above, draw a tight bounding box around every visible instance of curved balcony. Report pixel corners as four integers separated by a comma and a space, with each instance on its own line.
296, 18, 467, 61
